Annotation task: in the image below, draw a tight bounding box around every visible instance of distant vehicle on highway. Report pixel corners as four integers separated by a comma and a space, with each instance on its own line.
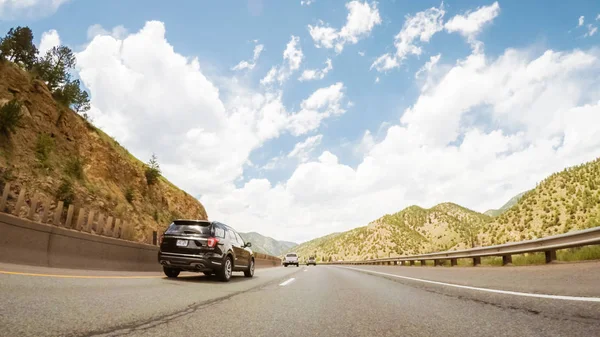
283, 252, 299, 267
158, 220, 254, 282
307, 256, 317, 266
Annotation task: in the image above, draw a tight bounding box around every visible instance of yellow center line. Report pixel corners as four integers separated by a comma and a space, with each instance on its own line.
0, 270, 164, 279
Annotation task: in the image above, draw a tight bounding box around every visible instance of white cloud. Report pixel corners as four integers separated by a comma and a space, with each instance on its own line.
584, 24, 598, 37
309, 1, 381, 53
445, 2, 500, 37
87, 24, 128, 40
203, 44, 600, 243
371, 5, 445, 72
358, 51, 365, 57
261, 36, 303, 85
299, 58, 333, 81
579, 16, 585, 27
415, 53, 441, 78
0, 0, 70, 19
597, 14, 599, 21
232, 43, 264, 71
74, 21, 344, 201
375, 76, 380, 83
288, 135, 323, 162
38, 29, 60, 56
287, 82, 346, 136
301, 0, 315, 5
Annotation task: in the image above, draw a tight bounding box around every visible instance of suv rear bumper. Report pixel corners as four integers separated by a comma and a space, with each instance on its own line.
158, 251, 222, 272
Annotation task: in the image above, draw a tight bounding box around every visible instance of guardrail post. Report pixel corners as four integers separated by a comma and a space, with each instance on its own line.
96, 213, 105, 233
434, 260, 441, 267
473, 257, 481, 266
545, 250, 557, 263
0, 182, 10, 212
27, 194, 38, 220
152, 231, 158, 245
450, 258, 457, 267
420, 260, 427, 266
14, 188, 26, 216
65, 204, 74, 228
393, 261, 398, 266
409, 260, 415, 266
502, 255, 512, 266
53, 201, 64, 226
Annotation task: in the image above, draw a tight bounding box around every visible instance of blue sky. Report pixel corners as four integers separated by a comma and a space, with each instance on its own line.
2, 1, 600, 242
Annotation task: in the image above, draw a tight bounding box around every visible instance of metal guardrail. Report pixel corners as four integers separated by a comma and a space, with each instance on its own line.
325, 226, 600, 266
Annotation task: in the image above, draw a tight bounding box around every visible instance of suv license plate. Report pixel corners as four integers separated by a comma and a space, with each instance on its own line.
176, 240, 188, 247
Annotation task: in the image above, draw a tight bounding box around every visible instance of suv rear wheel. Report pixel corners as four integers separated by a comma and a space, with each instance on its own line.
218, 256, 233, 282
244, 259, 255, 277
163, 267, 180, 278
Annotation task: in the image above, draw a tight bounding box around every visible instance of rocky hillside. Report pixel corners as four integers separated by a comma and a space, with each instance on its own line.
484, 191, 528, 217
481, 158, 600, 245
294, 157, 600, 262
239, 232, 296, 256
0, 60, 207, 243
292, 203, 491, 261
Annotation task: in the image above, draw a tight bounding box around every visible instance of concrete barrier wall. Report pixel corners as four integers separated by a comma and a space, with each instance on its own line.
0, 212, 281, 271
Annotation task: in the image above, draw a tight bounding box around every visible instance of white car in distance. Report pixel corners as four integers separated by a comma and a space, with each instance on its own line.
283, 253, 299, 267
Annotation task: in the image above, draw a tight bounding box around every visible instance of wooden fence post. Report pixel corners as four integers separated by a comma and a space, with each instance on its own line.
0, 183, 10, 212
40, 199, 51, 223
113, 219, 121, 238
85, 210, 95, 232
27, 194, 39, 220
96, 213, 105, 233
53, 201, 64, 226
75, 208, 86, 230
14, 188, 26, 216
65, 204, 74, 228
104, 216, 113, 236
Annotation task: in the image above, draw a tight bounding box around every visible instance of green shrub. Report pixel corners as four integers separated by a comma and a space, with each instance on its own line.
145, 153, 161, 185
35, 133, 54, 167
125, 187, 135, 203
0, 99, 23, 136
65, 156, 85, 180
56, 179, 75, 206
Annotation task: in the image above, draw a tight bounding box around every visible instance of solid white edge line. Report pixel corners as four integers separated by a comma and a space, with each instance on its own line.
336, 266, 600, 302
279, 277, 296, 286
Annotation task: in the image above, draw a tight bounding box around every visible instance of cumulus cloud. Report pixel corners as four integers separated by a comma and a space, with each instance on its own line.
287, 82, 346, 136
74, 21, 345, 201
371, 5, 445, 72
299, 58, 332, 81
203, 44, 600, 243
261, 36, 303, 85
301, 0, 315, 5
87, 24, 128, 40
309, 1, 381, 53
444, 1, 500, 52
0, 0, 70, 19
288, 135, 323, 162
38, 29, 61, 56
232, 42, 264, 71
579, 16, 585, 27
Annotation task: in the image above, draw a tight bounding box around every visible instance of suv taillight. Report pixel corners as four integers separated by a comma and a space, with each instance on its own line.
159, 234, 164, 245
207, 237, 219, 248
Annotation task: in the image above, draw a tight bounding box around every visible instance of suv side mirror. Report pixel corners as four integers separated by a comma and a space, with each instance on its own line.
245, 242, 252, 248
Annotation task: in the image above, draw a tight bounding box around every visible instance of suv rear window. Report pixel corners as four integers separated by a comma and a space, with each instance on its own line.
165, 220, 212, 235
286, 253, 297, 257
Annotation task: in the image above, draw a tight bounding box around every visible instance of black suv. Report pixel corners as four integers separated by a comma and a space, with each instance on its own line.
158, 220, 254, 282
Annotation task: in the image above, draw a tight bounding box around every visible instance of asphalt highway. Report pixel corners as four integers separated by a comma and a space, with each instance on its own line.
1, 262, 599, 337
